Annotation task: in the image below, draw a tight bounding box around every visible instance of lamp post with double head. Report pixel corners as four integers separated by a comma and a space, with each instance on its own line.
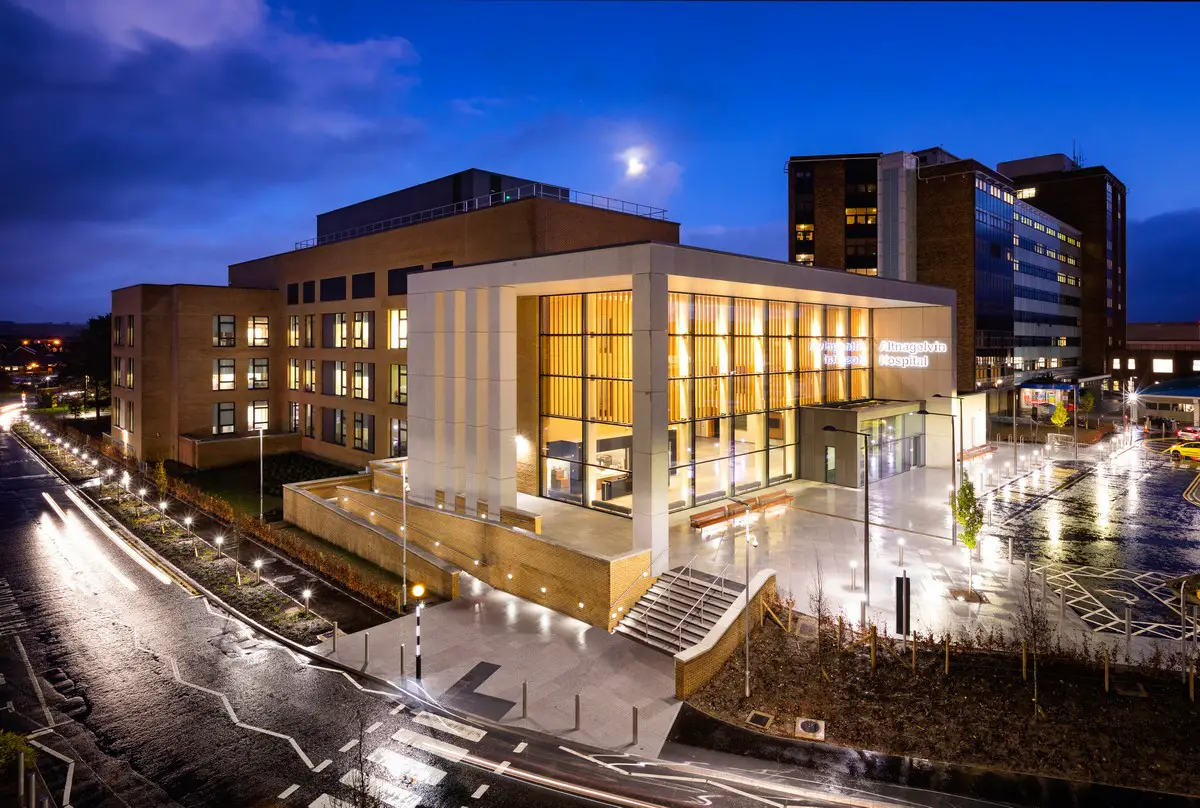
917, 408, 957, 545
822, 425, 872, 606
729, 497, 757, 698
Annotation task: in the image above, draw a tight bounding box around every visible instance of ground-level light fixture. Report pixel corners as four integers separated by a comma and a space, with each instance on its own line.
540, 586, 547, 594
302, 589, 312, 616
254, 559, 263, 582
215, 536, 225, 558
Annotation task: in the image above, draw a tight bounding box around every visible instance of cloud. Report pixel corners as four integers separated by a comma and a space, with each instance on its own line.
451, 97, 506, 116
682, 223, 784, 262
1127, 208, 1200, 321
614, 144, 683, 205
13, 0, 265, 50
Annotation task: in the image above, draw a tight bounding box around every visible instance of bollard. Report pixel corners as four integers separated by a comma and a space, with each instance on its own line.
574, 693, 581, 731
332, 621, 338, 653
859, 600, 866, 630
850, 562, 857, 591
40, 797, 49, 808
632, 705, 639, 745
400, 643, 405, 678
364, 632, 370, 666
26, 773, 35, 808
1125, 606, 1132, 662
416, 604, 423, 680
897, 538, 904, 567
522, 680, 528, 719
17, 751, 24, 799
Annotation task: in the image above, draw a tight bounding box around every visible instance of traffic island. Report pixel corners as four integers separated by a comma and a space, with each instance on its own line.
685, 610, 1200, 797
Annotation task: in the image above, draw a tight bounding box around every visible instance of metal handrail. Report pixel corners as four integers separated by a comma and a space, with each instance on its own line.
295, 183, 669, 249
609, 547, 667, 619
672, 564, 732, 651
642, 554, 697, 641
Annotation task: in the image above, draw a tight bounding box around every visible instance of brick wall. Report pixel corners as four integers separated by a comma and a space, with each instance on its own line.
813, 161, 846, 269
674, 571, 777, 699
916, 176, 977, 390
178, 432, 302, 470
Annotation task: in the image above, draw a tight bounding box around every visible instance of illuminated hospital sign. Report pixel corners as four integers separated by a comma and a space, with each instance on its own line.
821, 339, 868, 368
877, 339, 948, 369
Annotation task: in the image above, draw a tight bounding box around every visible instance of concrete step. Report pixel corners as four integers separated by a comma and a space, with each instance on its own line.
624, 606, 709, 645
639, 587, 736, 619
654, 572, 741, 601
615, 617, 696, 654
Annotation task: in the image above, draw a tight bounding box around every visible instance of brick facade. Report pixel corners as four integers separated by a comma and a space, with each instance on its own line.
813, 161, 847, 269
674, 573, 777, 699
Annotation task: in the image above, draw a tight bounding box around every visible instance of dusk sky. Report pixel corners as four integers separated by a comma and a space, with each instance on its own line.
3, 0, 1197, 323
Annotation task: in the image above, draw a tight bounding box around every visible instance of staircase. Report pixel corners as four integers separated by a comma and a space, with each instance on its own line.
615, 569, 743, 654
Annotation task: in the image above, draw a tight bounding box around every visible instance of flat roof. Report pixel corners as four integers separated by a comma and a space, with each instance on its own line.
787, 152, 882, 162
110, 282, 270, 294
1140, 377, 1200, 399
410, 241, 955, 311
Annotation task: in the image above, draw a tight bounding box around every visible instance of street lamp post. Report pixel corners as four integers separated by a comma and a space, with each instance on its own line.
258, 426, 265, 522
730, 498, 756, 698
918, 408, 957, 545
823, 425, 872, 605
402, 465, 409, 609
1073, 383, 1080, 463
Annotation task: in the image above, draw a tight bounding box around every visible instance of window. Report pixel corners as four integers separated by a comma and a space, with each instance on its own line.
303, 314, 314, 348
113, 356, 122, 388
287, 315, 300, 347
288, 358, 300, 390
324, 313, 347, 348
113, 396, 122, 429
844, 207, 877, 225
323, 408, 346, 445
127, 315, 135, 347
303, 403, 314, 437
249, 357, 269, 389
302, 280, 315, 304
287, 283, 299, 305
114, 315, 124, 346
1112, 358, 1120, 370
1193, 359, 1200, 372
390, 364, 407, 405
324, 360, 347, 396
390, 418, 407, 457
319, 276, 347, 302
213, 402, 235, 435
353, 362, 373, 400
214, 315, 236, 347
353, 412, 375, 452
1153, 358, 1174, 374
387, 266, 421, 296
353, 311, 374, 348
125, 357, 134, 389
1128, 358, 1136, 370
795, 253, 815, 266
248, 400, 269, 431
431, 260, 454, 269
351, 272, 375, 299
126, 400, 134, 433
249, 316, 270, 347
304, 359, 316, 392
387, 309, 408, 349
288, 401, 300, 433
213, 358, 235, 391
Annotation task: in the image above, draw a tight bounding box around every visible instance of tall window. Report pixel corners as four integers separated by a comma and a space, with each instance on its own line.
249, 357, 269, 389
248, 400, 269, 431
303, 314, 315, 348
126, 400, 134, 433
213, 402, 235, 434
287, 315, 300, 347
127, 315, 135, 347
353, 412, 375, 452
113, 356, 122, 388
324, 313, 348, 348
388, 309, 408, 349
304, 359, 316, 392
390, 364, 407, 405
323, 408, 346, 445
353, 362, 373, 400
125, 357, 134, 389
353, 311, 374, 348
303, 403, 314, 437
213, 358, 235, 391
114, 316, 125, 346
326, 360, 347, 396
288, 358, 300, 390
288, 401, 300, 433
249, 316, 270, 347
214, 315, 236, 347
390, 418, 407, 457
113, 396, 122, 429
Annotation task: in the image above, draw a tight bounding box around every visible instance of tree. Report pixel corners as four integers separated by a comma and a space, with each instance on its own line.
347, 711, 383, 807
62, 313, 111, 419
68, 397, 83, 419
1079, 389, 1096, 429
952, 479, 985, 600
1013, 561, 1051, 720
1050, 400, 1069, 430
150, 458, 168, 495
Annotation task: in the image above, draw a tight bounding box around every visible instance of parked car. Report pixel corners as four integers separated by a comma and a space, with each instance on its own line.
1168, 441, 1200, 461
1177, 425, 1200, 441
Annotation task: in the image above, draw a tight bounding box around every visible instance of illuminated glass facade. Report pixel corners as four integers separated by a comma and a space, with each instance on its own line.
539, 290, 874, 516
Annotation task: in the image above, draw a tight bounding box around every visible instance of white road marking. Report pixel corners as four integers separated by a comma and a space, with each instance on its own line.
390, 728, 469, 762
340, 768, 420, 808
278, 784, 300, 799
308, 795, 352, 808
13, 636, 53, 727
495, 760, 511, 775
471, 784, 489, 799
513, 742, 527, 754
390, 704, 405, 715
338, 739, 359, 753
368, 747, 446, 785
313, 759, 332, 772
366, 721, 383, 734
412, 711, 487, 742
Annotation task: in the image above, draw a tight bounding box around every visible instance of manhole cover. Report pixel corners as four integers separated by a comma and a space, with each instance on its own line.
795, 717, 825, 740
745, 710, 774, 729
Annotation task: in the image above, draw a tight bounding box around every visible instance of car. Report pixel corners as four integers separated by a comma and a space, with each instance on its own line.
1178, 426, 1200, 441
1168, 441, 1200, 461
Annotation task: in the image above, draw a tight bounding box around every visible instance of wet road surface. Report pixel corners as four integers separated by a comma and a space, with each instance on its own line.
1, 426, 939, 808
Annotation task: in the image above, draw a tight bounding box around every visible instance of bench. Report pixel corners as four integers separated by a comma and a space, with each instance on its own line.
688, 488, 795, 529
689, 505, 731, 530
957, 444, 995, 462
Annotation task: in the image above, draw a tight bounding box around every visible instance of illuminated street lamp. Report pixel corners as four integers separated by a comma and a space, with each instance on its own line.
183, 516, 193, 535
215, 536, 225, 558
302, 589, 312, 617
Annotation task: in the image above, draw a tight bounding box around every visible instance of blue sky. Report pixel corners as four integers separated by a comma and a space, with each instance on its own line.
2, 0, 1197, 322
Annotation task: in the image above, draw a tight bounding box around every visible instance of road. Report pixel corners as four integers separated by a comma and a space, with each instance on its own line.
3, 421, 932, 808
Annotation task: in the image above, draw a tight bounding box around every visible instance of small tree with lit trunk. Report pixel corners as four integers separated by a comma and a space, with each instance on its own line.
150, 458, 168, 497
1051, 400, 1069, 431
953, 479, 985, 599
1079, 389, 1095, 429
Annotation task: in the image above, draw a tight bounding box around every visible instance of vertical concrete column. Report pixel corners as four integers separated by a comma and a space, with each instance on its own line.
444, 290, 468, 500
487, 286, 518, 514
408, 291, 441, 504
632, 271, 670, 574
465, 287, 490, 512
